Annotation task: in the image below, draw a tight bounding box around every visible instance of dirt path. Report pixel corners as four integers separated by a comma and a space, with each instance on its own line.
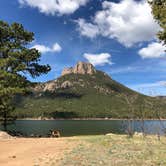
0, 137, 76, 166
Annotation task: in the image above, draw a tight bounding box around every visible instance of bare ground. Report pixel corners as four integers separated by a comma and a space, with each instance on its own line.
0, 137, 77, 166
1, 134, 166, 166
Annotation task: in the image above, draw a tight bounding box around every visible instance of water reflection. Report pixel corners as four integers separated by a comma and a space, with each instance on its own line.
0, 120, 166, 137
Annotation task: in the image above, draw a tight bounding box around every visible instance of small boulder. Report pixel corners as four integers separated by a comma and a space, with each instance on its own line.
0, 131, 13, 139
134, 132, 144, 137
50, 130, 60, 138
105, 133, 115, 136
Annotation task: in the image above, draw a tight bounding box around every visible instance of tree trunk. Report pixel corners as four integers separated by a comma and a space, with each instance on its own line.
3, 111, 7, 131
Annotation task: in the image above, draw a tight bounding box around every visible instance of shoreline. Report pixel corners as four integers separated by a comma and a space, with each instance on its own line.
17, 118, 166, 121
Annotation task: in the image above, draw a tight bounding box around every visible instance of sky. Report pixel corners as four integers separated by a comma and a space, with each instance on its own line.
0, 0, 166, 96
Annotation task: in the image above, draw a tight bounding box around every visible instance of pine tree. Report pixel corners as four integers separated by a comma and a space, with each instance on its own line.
150, 0, 166, 45
0, 20, 51, 130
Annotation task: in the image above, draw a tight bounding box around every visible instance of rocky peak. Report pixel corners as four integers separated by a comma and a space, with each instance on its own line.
62, 61, 96, 76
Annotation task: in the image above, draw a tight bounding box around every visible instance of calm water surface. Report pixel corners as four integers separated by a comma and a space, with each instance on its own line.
1, 120, 166, 137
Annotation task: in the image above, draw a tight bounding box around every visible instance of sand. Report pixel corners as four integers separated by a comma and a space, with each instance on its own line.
0, 137, 76, 166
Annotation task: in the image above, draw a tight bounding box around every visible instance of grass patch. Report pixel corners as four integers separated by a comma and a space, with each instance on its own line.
60, 134, 166, 166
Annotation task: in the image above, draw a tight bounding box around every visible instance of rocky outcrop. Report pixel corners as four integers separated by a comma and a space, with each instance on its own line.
62, 61, 96, 76
34, 62, 97, 93
44, 80, 58, 92
62, 67, 73, 76
35, 80, 73, 92
0, 131, 13, 139
61, 81, 72, 88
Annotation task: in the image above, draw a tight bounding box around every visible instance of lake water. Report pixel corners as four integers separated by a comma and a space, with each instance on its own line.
1, 120, 166, 137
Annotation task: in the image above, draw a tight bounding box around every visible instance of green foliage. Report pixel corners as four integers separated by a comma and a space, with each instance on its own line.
0, 20, 51, 129
13, 72, 166, 119
150, 0, 166, 45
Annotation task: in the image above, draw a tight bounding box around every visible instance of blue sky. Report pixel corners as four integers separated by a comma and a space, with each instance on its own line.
0, 0, 166, 96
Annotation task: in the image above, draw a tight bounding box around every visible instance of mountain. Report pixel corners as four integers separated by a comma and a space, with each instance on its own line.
157, 96, 166, 100
14, 62, 166, 119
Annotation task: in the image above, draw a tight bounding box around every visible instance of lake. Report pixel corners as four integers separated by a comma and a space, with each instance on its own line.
1, 120, 166, 137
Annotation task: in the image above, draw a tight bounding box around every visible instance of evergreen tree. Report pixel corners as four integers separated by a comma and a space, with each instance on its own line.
150, 0, 166, 45
0, 20, 51, 130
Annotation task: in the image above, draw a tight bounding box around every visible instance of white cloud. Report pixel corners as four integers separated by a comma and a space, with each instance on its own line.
76, 0, 160, 47
19, 0, 88, 15
83, 53, 113, 66
129, 81, 166, 89
127, 81, 166, 96
159, 81, 166, 86
31, 43, 62, 53
110, 66, 141, 74
76, 19, 99, 38
138, 42, 165, 59
52, 43, 62, 52
130, 82, 162, 88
